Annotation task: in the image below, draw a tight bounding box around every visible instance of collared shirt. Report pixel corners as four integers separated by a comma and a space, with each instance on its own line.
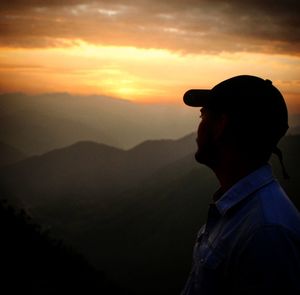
181, 164, 300, 295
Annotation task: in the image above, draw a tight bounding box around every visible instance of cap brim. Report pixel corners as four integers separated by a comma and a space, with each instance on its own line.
183, 89, 211, 107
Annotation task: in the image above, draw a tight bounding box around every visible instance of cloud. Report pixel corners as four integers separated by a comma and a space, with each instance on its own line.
0, 0, 299, 55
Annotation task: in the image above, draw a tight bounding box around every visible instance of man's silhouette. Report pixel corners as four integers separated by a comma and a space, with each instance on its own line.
181, 75, 300, 294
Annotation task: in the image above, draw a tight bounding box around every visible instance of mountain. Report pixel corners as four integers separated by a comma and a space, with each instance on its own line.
271, 134, 300, 209
1, 92, 299, 156
0, 92, 198, 155
0, 142, 26, 167
0, 133, 196, 209
0, 133, 199, 294
1, 134, 300, 295
289, 125, 300, 135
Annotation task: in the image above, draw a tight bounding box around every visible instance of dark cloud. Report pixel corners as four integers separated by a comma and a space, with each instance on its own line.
0, 0, 299, 55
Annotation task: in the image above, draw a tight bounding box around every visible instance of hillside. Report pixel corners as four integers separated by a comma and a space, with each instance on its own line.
1, 134, 299, 295
0, 200, 129, 295
0, 134, 196, 210
0, 142, 26, 167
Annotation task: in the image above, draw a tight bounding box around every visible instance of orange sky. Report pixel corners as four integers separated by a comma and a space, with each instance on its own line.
1, 0, 300, 111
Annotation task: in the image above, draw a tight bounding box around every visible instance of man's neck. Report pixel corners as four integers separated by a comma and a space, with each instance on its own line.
211, 156, 265, 201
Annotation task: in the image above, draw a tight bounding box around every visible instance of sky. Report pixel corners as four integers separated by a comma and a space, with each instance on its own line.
1, 0, 300, 111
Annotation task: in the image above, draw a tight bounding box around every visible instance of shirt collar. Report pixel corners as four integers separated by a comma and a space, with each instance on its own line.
215, 164, 275, 216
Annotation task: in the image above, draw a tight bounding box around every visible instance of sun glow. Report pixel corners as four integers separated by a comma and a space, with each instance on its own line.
0, 40, 300, 109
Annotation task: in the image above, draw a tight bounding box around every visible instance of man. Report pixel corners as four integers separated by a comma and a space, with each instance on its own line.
181, 75, 300, 294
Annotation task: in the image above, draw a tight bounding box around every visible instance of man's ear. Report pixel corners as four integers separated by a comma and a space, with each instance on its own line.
213, 113, 229, 141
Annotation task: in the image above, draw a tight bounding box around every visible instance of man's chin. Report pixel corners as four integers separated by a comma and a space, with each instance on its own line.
195, 150, 215, 167
195, 151, 205, 164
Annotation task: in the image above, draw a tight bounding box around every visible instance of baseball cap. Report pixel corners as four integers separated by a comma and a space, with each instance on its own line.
184, 75, 286, 116
183, 75, 290, 178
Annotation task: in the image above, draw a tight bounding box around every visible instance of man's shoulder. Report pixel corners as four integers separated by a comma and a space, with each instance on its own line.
243, 179, 300, 236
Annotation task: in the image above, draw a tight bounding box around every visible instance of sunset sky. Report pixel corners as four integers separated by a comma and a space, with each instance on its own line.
1, 0, 300, 111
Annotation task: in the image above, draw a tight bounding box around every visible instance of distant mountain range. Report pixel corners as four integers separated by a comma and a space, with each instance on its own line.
0, 92, 198, 155
1, 134, 300, 295
1, 92, 300, 156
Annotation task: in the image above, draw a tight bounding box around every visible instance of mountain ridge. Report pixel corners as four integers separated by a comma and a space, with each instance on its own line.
1, 134, 300, 295
0, 92, 198, 155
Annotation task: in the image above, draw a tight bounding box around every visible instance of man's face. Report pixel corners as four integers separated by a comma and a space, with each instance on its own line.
195, 107, 219, 167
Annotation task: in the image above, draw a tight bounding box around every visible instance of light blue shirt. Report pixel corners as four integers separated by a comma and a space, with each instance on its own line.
181, 164, 300, 295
